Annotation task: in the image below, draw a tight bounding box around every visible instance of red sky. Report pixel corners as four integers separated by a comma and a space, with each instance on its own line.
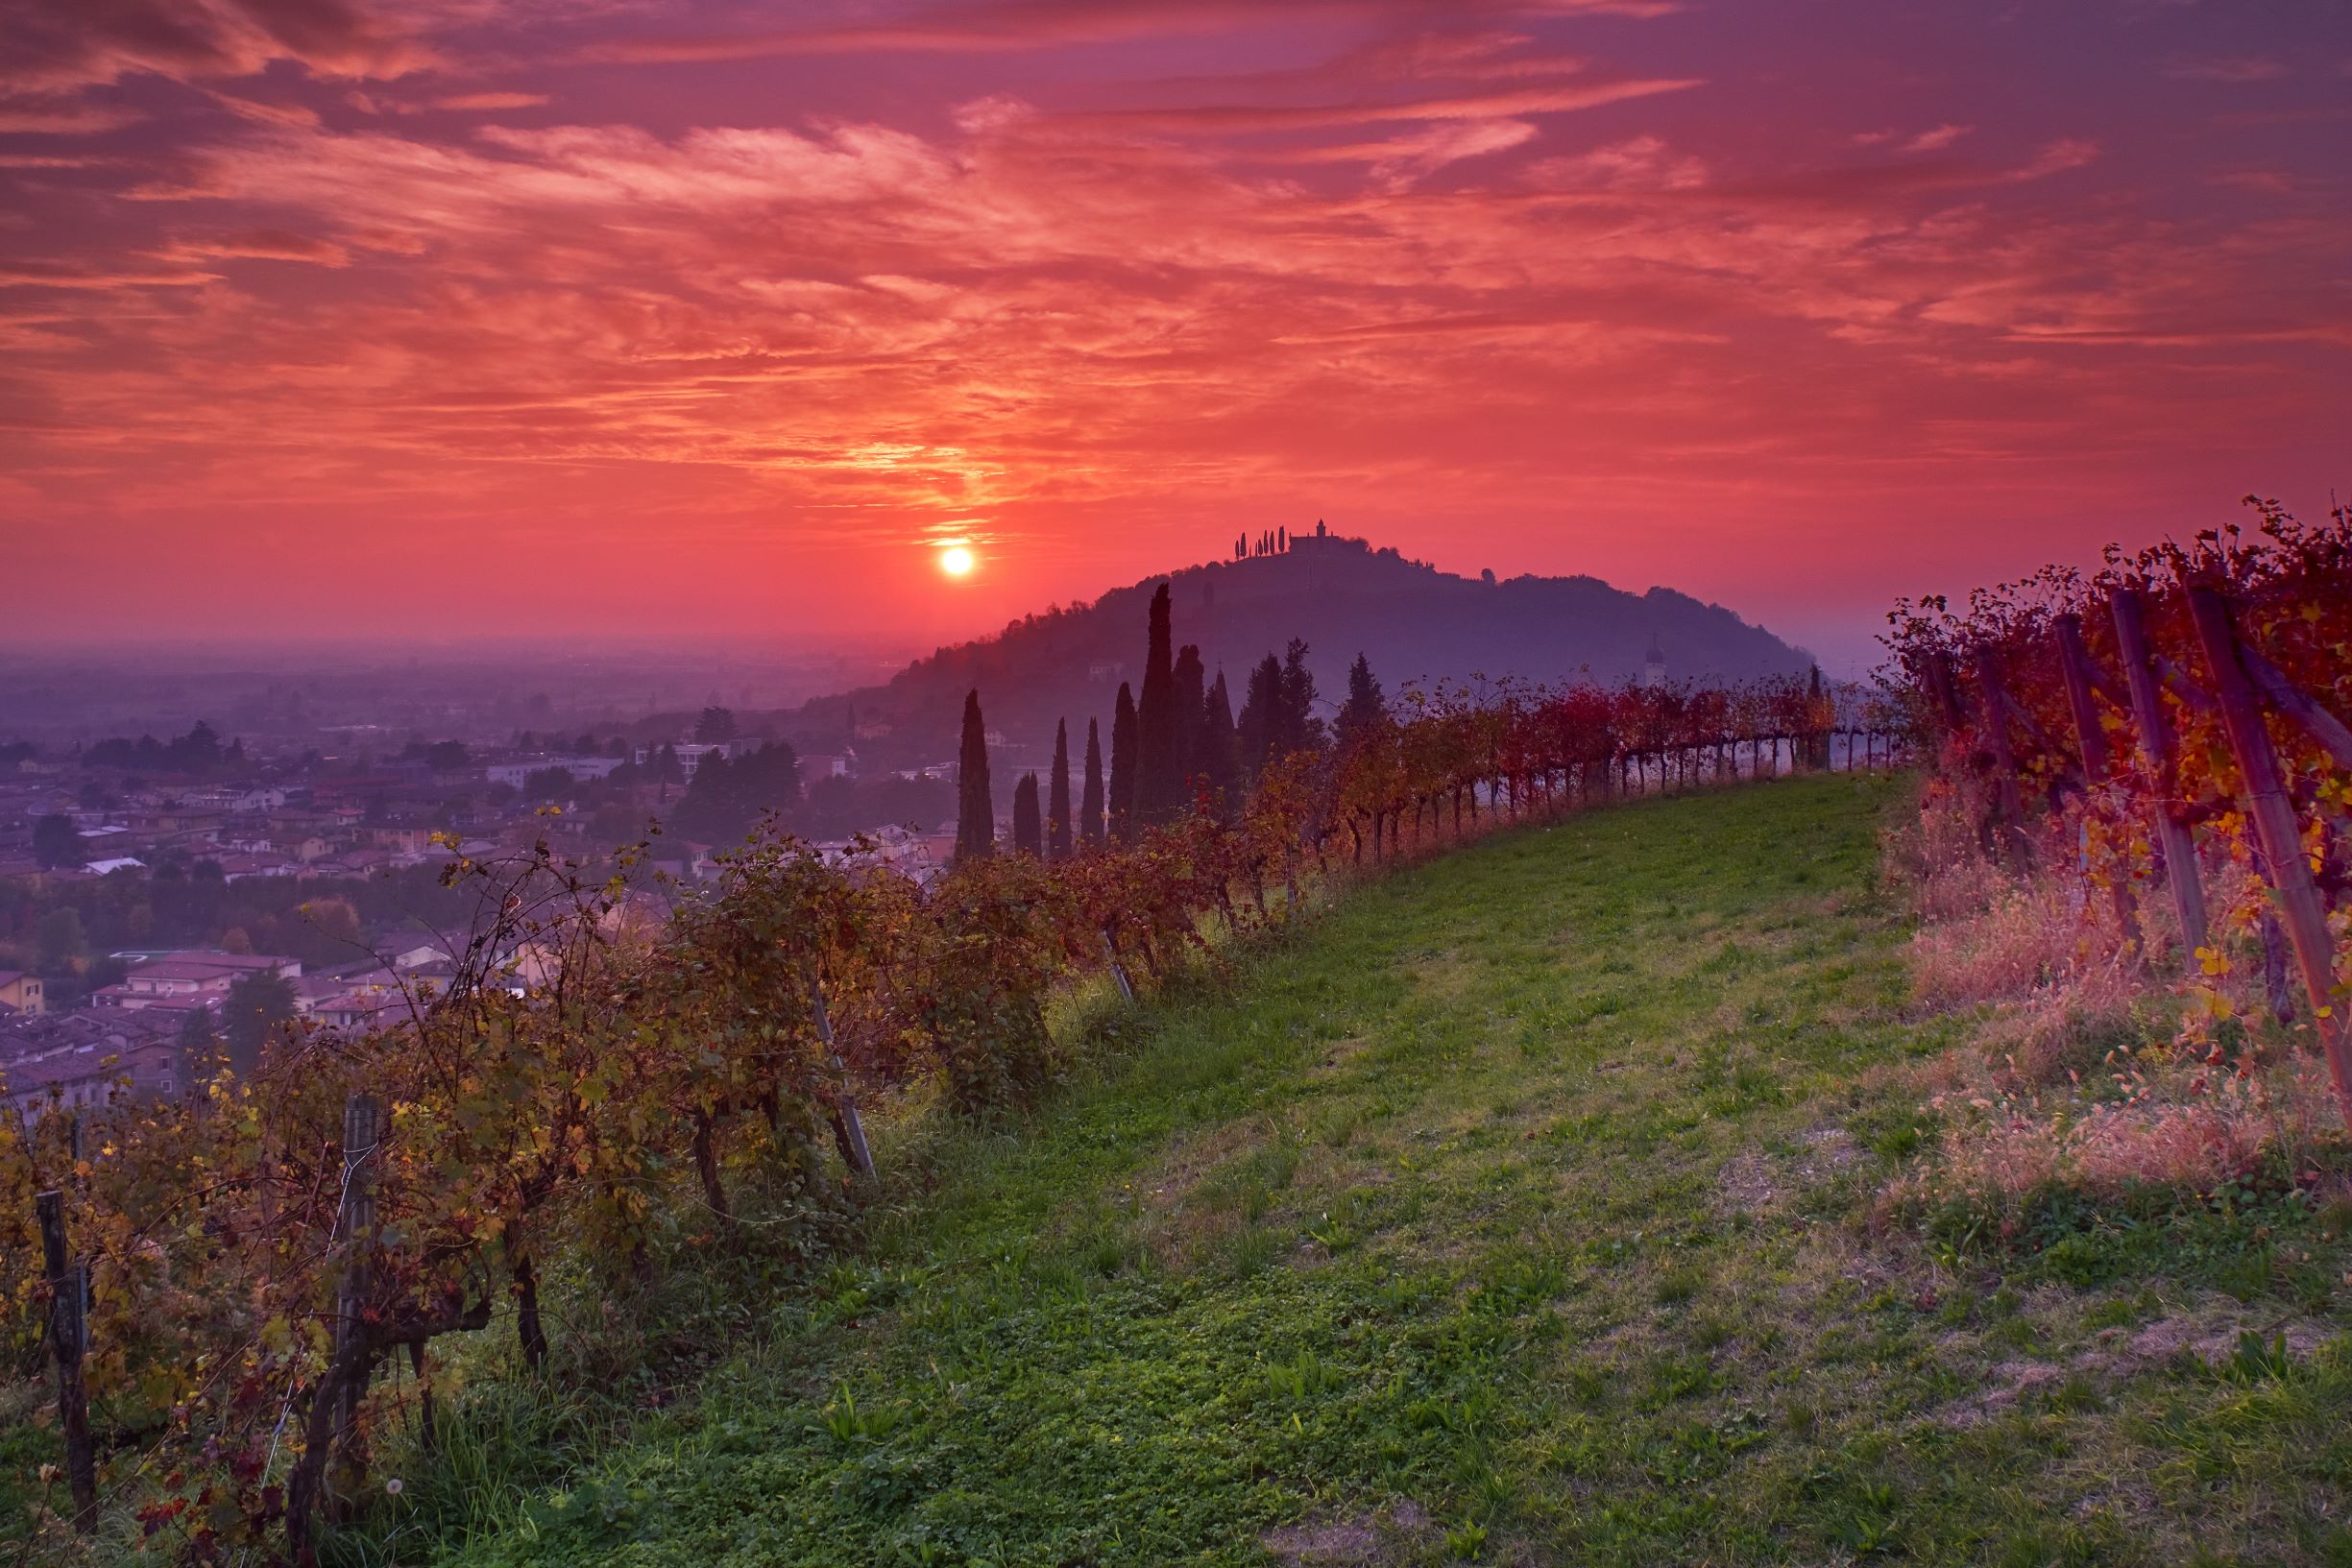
2, 0, 2346, 671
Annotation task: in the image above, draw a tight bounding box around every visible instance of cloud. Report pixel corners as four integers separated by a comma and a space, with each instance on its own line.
0, 259, 217, 289
1853, 124, 1972, 153
1273, 119, 1542, 189
576, 0, 1678, 65
0, 100, 145, 134
2163, 55, 2290, 83
1065, 78, 1705, 136
155, 228, 352, 266
0, 0, 437, 97
1523, 134, 1706, 191
431, 91, 551, 111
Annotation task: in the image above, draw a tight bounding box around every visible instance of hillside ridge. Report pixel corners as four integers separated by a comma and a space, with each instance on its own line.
788, 530, 1811, 769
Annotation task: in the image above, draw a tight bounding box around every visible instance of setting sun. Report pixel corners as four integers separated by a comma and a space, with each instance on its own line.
938, 546, 975, 578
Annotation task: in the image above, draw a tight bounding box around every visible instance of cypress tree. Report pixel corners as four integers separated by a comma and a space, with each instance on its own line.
1134, 582, 1178, 825
954, 688, 993, 862
1081, 717, 1105, 851
1279, 639, 1323, 754
1109, 682, 1138, 844
1172, 643, 1205, 815
1012, 773, 1042, 856
1236, 652, 1282, 781
1202, 671, 1241, 820
1337, 651, 1387, 743
1048, 719, 1072, 859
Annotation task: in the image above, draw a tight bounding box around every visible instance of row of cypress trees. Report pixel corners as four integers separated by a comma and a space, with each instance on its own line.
955, 581, 1374, 860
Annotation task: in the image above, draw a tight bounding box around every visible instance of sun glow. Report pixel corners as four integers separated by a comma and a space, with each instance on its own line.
938, 545, 975, 577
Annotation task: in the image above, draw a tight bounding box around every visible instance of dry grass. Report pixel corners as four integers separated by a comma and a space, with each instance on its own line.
1884, 791, 2352, 1216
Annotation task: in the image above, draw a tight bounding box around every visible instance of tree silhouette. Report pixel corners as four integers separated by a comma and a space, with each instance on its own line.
1172, 643, 1205, 816
1135, 582, 1179, 825
954, 689, 994, 862
1047, 720, 1072, 860
33, 813, 84, 869
1109, 681, 1138, 845
1081, 717, 1105, 851
1338, 651, 1387, 743
694, 706, 739, 743
1012, 773, 1043, 856
223, 968, 297, 1077
1280, 639, 1324, 754
1202, 671, 1241, 820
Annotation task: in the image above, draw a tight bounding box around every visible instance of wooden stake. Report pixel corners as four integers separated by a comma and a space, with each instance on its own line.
1101, 929, 1136, 1004
2055, 612, 2140, 953
2184, 585, 2352, 1122
333, 1094, 381, 1448
2111, 587, 2210, 969
808, 977, 874, 1181
36, 1189, 97, 1532
1971, 643, 2029, 859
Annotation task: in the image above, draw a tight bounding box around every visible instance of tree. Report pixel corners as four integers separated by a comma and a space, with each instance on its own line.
1081, 717, 1105, 851
955, 689, 994, 861
1338, 652, 1387, 744
36, 907, 85, 972
1280, 639, 1325, 755
1012, 773, 1043, 856
650, 742, 684, 803
1109, 682, 1138, 845
1048, 720, 1073, 859
222, 969, 297, 1076
1172, 643, 1205, 815
1202, 672, 1241, 820
1236, 653, 1283, 781
669, 742, 800, 842
695, 707, 739, 743
522, 765, 576, 801
1134, 582, 1180, 826
177, 1002, 220, 1070
33, 812, 85, 869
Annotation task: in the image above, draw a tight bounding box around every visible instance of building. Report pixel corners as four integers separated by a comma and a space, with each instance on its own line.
92, 951, 301, 1010
0, 970, 44, 1015
1641, 637, 1668, 689
0, 1010, 188, 1118
486, 755, 626, 788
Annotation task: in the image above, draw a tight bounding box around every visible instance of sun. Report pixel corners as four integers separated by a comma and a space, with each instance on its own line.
938, 545, 975, 577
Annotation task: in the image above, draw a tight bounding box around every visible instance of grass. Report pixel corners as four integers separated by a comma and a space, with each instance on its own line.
289, 777, 2352, 1562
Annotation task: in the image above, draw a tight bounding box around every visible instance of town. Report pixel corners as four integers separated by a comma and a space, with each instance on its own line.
0, 708, 963, 1116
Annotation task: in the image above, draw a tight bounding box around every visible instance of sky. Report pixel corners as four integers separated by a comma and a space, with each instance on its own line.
2, 0, 2346, 672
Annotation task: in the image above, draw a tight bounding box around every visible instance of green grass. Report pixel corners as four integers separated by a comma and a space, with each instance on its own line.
349, 776, 2352, 1565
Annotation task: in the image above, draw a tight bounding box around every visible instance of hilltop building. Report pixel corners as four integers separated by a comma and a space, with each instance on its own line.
1641, 637, 1668, 689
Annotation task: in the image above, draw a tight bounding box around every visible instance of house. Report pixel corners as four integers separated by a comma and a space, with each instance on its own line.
85, 856, 147, 876
802, 752, 855, 780
0, 1012, 188, 1117
485, 756, 625, 788
93, 951, 301, 1010
0, 971, 43, 1015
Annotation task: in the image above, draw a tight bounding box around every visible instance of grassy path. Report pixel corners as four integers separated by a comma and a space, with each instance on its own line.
430, 775, 2350, 1567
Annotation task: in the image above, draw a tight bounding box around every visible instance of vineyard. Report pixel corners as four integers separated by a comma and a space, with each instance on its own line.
1, 666, 1900, 1564
1883, 498, 2352, 1103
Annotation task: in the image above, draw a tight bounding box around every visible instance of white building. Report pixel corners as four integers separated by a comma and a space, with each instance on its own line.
486, 756, 626, 788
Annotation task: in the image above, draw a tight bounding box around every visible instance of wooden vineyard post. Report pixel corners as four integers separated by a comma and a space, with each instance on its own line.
1924, 650, 1966, 752
2184, 585, 2352, 1122
2111, 587, 2210, 970
333, 1093, 382, 1450
1101, 929, 1137, 1004
1971, 643, 2029, 860
36, 1190, 97, 1532
807, 977, 875, 1181
2054, 612, 2141, 954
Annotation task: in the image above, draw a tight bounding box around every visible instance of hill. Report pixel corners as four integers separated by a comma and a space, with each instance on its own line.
787, 530, 1813, 771
409, 775, 2347, 1568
